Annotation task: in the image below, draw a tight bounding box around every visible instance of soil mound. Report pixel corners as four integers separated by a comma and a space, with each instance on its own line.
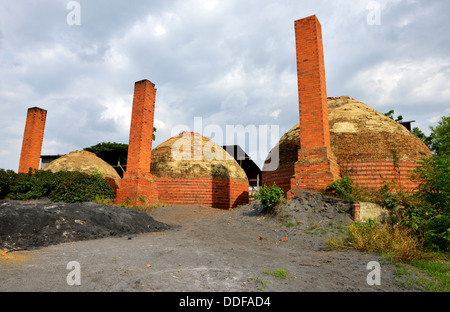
247, 191, 354, 229
277, 191, 354, 228
0, 199, 170, 251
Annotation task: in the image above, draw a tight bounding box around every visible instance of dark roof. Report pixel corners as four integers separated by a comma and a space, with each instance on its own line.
222, 145, 262, 186
399, 120, 415, 132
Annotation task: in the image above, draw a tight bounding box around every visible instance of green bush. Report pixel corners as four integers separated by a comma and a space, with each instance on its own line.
0, 169, 16, 199
406, 155, 450, 251
0, 169, 115, 203
7, 170, 57, 200
49, 171, 114, 203
257, 184, 285, 213
378, 182, 399, 210
326, 175, 356, 201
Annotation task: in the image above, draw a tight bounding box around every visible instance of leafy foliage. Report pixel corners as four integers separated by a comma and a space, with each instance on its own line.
0, 169, 16, 199
49, 171, 115, 203
0, 170, 114, 203
84, 142, 128, 152
429, 115, 450, 156
406, 155, 450, 251
384, 109, 404, 122
412, 127, 433, 151
257, 183, 285, 213
326, 175, 356, 201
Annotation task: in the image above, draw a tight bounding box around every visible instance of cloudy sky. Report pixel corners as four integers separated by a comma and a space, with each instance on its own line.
1, 0, 449, 171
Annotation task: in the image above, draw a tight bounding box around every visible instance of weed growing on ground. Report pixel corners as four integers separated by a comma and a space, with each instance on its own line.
263, 267, 288, 279
249, 277, 266, 292
328, 218, 424, 262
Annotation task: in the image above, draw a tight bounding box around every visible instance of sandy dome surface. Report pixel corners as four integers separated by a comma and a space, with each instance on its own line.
151, 132, 248, 183
44, 150, 121, 180
263, 97, 432, 171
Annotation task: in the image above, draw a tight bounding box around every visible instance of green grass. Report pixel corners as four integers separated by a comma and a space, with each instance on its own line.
394, 261, 450, 292
263, 267, 288, 279
250, 277, 267, 292
410, 259, 450, 291
281, 220, 302, 227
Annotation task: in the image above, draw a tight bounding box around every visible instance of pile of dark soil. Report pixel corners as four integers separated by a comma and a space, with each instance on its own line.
0, 199, 170, 251
277, 191, 354, 227
248, 191, 354, 228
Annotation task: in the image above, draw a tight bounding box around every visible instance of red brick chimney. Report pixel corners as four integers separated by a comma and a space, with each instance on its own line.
18, 107, 47, 173
287, 15, 340, 198
114, 80, 158, 206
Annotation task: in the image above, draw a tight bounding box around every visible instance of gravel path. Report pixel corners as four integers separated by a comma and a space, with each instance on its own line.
0, 193, 419, 294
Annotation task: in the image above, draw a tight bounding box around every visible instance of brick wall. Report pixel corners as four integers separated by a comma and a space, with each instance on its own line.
289, 146, 340, 197
340, 160, 420, 191
157, 177, 249, 209
262, 166, 293, 193
115, 80, 159, 206
18, 107, 47, 173
264, 159, 421, 195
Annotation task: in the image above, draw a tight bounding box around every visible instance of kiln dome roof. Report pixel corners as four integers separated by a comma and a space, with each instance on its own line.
44, 150, 121, 180
151, 132, 249, 183
263, 97, 432, 170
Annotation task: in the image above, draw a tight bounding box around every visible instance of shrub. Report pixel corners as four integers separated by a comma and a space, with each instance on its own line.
49, 171, 114, 203
7, 170, 56, 200
406, 155, 450, 251
0, 169, 16, 199
326, 175, 356, 201
345, 219, 424, 262
378, 182, 399, 210
257, 184, 285, 213
0, 169, 115, 203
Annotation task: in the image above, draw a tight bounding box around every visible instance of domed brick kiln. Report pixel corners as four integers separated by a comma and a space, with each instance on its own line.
44, 150, 121, 191
151, 132, 249, 209
263, 97, 432, 192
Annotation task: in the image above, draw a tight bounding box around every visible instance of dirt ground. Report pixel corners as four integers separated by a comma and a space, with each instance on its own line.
0, 193, 422, 293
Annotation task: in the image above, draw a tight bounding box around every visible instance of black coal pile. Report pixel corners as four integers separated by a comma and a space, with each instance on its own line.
280, 191, 355, 228
0, 199, 171, 251
247, 191, 354, 229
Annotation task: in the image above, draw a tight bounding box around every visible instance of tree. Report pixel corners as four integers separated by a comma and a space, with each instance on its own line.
429, 115, 450, 156
408, 155, 450, 251
84, 127, 157, 153
411, 127, 433, 151
384, 109, 403, 122
84, 142, 128, 152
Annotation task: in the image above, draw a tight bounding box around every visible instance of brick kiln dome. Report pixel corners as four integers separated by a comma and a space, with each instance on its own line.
263, 97, 432, 191
150, 132, 249, 209
44, 150, 120, 179
151, 132, 248, 183
43, 150, 121, 191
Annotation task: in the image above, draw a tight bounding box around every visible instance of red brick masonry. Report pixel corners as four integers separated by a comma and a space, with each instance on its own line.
115, 80, 159, 206
340, 161, 420, 191
263, 160, 421, 195
288, 15, 339, 197
18, 107, 47, 173
157, 177, 249, 209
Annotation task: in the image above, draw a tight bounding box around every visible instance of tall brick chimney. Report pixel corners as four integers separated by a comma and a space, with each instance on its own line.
114, 80, 158, 206
287, 15, 340, 198
18, 107, 47, 173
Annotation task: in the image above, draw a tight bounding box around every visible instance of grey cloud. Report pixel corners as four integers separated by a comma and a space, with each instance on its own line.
1, 0, 449, 171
